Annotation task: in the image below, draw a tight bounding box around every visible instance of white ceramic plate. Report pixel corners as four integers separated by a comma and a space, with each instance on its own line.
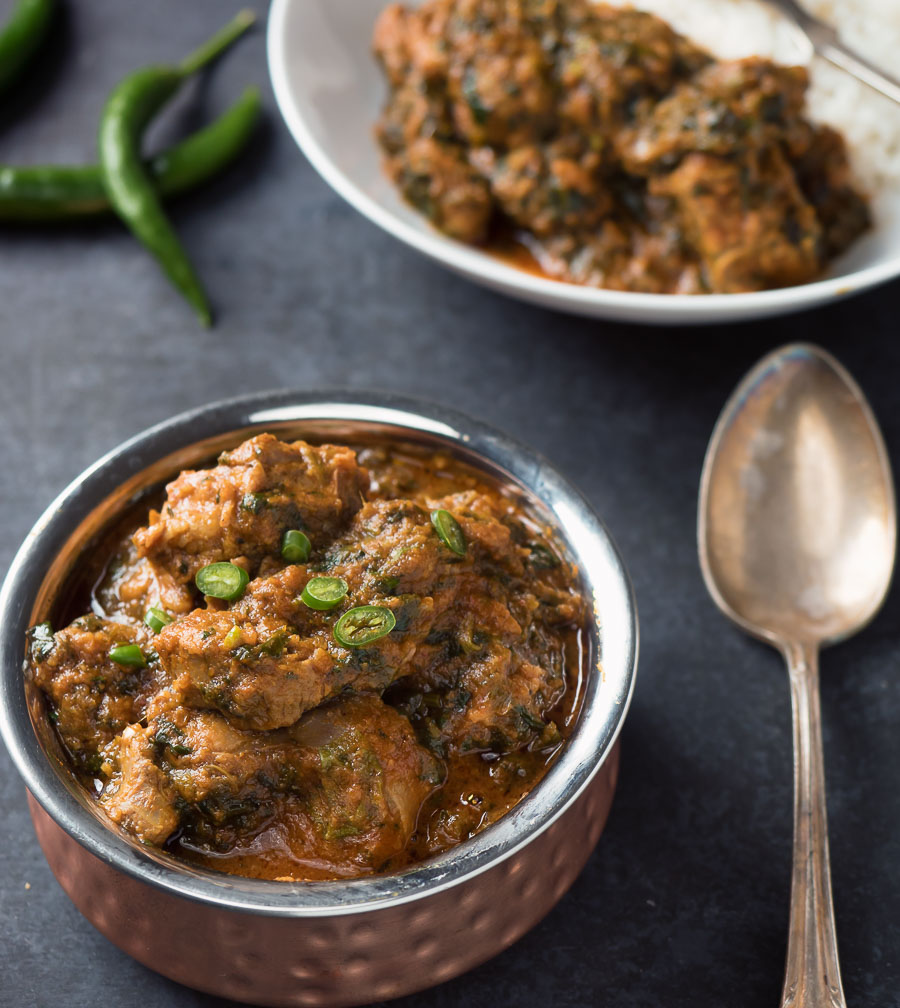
267, 0, 900, 325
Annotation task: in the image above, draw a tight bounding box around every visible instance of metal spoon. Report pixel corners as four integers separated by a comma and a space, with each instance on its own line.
766, 0, 900, 106
697, 343, 896, 1007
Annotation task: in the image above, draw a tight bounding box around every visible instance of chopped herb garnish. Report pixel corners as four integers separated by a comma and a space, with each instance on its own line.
259, 628, 288, 657
376, 574, 400, 595
240, 492, 268, 514
28, 621, 55, 662
152, 717, 193, 757
529, 542, 559, 569
462, 66, 489, 125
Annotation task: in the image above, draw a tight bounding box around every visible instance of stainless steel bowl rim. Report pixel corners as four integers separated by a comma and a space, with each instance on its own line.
0, 390, 638, 917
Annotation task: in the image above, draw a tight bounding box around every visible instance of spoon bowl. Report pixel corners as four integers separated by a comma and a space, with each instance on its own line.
698, 343, 896, 1008
700, 343, 895, 647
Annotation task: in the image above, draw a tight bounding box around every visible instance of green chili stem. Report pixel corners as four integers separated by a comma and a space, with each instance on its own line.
179, 8, 255, 76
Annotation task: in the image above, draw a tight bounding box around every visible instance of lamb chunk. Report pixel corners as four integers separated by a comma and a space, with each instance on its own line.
28, 616, 157, 774
446, 645, 563, 752
650, 149, 822, 293
148, 706, 293, 844
156, 606, 336, 731
324, 492, 525, 598
477, 135, 612, 238
440, 0, 559, 148
392, 631, 564, 757
383, 134, 494, 243
556, 3, 711, 133
376, 80, 455, 159
321, 499, 450, 597
133, 435, 369, 585
376, 75, 493, 244
132, 697, 442, 869
96, 541, 195, 621
373, 2, 416, 86
154, 563, 433, 730
158, 707, 285, 805
359, 493, 580, 756
285, 695, 443, 870
99, 724, 179, 846
152, 564, 332, 731
430, 490, 526, 574
620, 58, 809, 173
793, 124, 871, 259
373, 2, 451, 86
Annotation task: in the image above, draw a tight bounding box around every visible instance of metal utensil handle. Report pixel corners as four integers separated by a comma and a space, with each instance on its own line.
775, 0, 900, 105
819, 39, 900, 106
780, 640, 847, 1008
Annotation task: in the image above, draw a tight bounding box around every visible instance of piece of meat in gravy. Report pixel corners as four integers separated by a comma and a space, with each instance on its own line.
133, 435, 369, 586
284, 695, 444, 871
96, 540, 195, 622
154, 563, 433, 730
381, 127, 495, 243
99, 695, 442, 870
793, 123, 871, 258
351, 491, 580, 755
473, 135, 612, 238
28, 615, 161, 774
619, 58, 810, 173
556, 2, 711, 132
650, 148, 822, 293
98, 723, 179, 846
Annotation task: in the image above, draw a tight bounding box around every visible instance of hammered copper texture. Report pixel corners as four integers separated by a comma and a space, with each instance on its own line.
28, 742, 619, 1007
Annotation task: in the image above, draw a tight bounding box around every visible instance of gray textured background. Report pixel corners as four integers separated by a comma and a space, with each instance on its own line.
1, 2, 899, 1006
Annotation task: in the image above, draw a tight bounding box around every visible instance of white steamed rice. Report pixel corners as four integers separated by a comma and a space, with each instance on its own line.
629, 0, 900, 197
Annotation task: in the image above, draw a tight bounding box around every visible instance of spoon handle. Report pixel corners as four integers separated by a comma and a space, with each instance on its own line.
780, 641, 847, 1008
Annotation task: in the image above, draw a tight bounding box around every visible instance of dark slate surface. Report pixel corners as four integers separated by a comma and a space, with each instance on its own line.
1, 2, 899, 1006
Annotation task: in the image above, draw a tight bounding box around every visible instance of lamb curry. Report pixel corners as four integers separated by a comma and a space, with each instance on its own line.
27, 435, 587, 881
373, 0, 870, 294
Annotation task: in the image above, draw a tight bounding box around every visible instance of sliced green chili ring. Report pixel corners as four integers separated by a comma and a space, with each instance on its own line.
333, 606, 396, 647
430, 509, 466, 556
301, 576, 349, 611
281, 528, 311, 563
144, 606, 173, 634
195, 561, 249, 601
109, 643, 147, 667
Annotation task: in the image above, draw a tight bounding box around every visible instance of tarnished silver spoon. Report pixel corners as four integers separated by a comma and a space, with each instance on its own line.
698, 343, 896, 1007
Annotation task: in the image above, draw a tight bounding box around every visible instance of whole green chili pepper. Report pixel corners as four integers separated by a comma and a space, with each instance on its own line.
98, 9, 255, 326
0, 86, 261, 221
0, 0, 55, 95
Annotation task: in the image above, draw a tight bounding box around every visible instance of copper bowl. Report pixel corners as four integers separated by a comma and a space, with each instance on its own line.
0, 391, 637, 1007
